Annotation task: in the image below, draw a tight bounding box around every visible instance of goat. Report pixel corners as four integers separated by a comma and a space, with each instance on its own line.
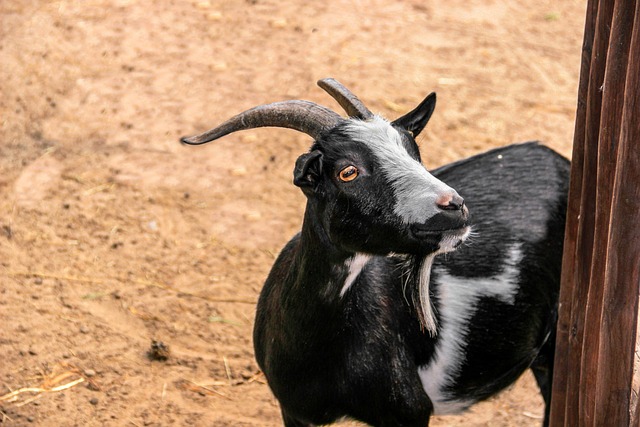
181, 78, 569, 427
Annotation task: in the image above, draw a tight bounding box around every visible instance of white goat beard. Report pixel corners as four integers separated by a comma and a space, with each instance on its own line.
417, 254, 438, 336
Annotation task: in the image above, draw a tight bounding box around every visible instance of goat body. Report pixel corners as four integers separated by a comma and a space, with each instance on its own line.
182, 79, 569, 426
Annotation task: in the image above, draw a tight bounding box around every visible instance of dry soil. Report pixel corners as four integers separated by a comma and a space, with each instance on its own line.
1, 0, 585, 425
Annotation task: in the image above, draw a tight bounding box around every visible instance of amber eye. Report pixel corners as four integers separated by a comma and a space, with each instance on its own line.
338, 165, 359, 182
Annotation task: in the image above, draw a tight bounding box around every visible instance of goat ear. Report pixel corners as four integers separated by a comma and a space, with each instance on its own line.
293, 150, 323, 190
391, 92, 436, 138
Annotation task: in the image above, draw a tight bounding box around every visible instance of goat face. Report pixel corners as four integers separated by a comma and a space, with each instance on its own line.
294, 112, 469, 256
181, 78, 469, 257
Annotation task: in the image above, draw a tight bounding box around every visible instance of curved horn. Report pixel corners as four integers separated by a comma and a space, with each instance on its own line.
181, 100, 342, 145
317, 78, 373, 120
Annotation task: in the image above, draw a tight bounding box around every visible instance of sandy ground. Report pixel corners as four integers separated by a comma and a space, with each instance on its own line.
1, 0, 585, 425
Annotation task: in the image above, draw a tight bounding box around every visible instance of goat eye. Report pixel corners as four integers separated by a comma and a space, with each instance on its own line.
338, 165, 359, 182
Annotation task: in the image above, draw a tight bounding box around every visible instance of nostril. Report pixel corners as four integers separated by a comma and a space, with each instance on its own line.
451, 195, 465, 210
437, 194, 465, 211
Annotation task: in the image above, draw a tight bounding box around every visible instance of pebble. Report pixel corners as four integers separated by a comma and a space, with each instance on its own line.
270, 18, 288, 28
86, 381, 100, 391
244, 211, 261, 221
230, 166, 247, 176
89, 397, 99, 405
84, 369, 96, 377
240, 134, 258, 143
212, 61, 227, 71
207, 11, 222, 21
80, 325, 90, 334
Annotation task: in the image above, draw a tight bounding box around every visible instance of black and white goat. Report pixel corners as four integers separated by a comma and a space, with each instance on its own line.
182, 79, 569, 426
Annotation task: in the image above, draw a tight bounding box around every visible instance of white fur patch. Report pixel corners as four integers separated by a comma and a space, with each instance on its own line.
342, 117, 458, 224
415, 227, 472, 335
438, 227, 472, 254
417, 254, 438, 335
419, 243, 524, 414
339, 253, 372, 297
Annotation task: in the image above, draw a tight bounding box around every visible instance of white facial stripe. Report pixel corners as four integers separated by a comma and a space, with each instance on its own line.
419, 243, 524, 414
343, 117, 456, 224
339, 253, 372, 297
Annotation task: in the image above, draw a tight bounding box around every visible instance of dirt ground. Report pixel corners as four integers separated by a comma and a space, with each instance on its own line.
1, 0, 586, 425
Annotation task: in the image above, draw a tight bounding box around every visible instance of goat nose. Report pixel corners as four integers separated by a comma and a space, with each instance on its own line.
437, 194, 465, 211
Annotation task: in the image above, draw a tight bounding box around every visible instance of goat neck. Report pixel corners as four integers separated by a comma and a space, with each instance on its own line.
291, 204, 366, 305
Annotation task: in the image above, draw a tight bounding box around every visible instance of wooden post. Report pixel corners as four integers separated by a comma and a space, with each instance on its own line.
550, 0, 640, 425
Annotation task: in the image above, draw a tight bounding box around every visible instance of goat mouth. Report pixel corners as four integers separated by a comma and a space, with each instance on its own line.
409, 224, 471, 254
409, 224, 469, 239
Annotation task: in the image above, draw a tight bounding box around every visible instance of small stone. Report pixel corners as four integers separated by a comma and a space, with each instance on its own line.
89, 397, 99, 405
240, 134, 258, 143
212, 61, 227, 71
34, 277, 43, 285
86, 381, 100, 391
28, 348, 37, 356
206, 11, 222, 21
244, 211, 261, 221
2, 225, 13, 239
27, 416, 35, 422
270, 18, 288, 28
147, 340, 170, 361
230, 166, 247, 176
84, 369, 96, 377
80, 325, 90, 334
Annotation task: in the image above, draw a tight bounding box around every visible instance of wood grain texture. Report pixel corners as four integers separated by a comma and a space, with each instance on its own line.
550, 0, 640, 425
